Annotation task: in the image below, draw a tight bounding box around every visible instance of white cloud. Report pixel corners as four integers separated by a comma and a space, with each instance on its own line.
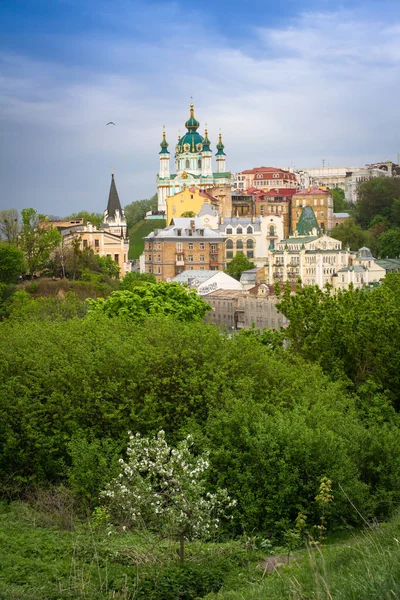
1, 7, 400, 214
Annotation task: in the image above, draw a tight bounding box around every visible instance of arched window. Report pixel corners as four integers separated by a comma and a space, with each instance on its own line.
226, 239, 233, 249
246, 239, 254, 249
247, 226, 253, 234
198, 159, 202, 169
269, 225, 275, 237
236, 239, 243, 250
185, 159, 190, 169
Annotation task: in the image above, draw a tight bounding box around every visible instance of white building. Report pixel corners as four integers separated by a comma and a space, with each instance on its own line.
171, 269, 242, 295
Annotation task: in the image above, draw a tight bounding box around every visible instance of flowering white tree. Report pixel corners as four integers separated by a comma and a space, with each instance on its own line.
101, 430, 235, 561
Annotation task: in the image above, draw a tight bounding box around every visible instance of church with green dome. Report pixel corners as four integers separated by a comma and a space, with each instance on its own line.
157, 104, 234, 212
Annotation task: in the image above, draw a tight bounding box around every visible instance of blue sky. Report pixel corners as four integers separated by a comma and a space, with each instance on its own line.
1, 0, 400, 215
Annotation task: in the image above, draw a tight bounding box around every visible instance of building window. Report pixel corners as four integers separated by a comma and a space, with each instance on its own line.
210, 244, 217, 253
226, 227, 232, 234
260, 206, 265, 216
157, 254, 161, 262
198, 159, 201, 169
176, 242, 182, 252
247, 226, 253, 234
94, 239, 99, 248
188, 242, 193, 249
188, 230, 193, 236
114, 254, 119, 263
226, 239, 233, 249
188, 255, 193, 262
177, 229, 182, 236
269, 225, 275, 237
185, 159, 190, 168
200, 242, 205, 250
236, 227, 243, 234
200, 255, 205, 262
247, 250, 254, 259
236, 239, 243, 250
226, 251, 233, 258
246, 239, 254, 249
148, 254, 152, 261
82, 239, 88, 248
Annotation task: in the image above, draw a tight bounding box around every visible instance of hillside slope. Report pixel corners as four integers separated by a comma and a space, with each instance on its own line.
128, 219, 166, 259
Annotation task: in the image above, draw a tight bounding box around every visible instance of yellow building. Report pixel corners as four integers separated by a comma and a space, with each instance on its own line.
166, 186, 218, 224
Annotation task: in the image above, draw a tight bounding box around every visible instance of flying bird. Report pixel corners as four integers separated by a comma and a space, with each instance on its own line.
106, 122, 116, 126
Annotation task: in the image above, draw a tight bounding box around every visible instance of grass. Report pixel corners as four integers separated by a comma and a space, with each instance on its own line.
128, 219, 166, 259
2, 500, 400, 599
0, 501, 262, 599
206, 516, 400, 600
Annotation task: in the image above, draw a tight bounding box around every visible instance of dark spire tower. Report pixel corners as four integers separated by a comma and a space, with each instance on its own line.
103, 173, 127, 238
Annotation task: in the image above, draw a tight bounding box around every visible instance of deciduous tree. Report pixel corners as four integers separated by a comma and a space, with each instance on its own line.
101, 430, 234, 561
0, 243, 25, 283
0, 209, 20, 245
20, 209, 61, 278
225, 254, 255, 281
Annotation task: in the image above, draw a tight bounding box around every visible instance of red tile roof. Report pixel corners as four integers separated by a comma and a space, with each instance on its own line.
294, 187, 330, 195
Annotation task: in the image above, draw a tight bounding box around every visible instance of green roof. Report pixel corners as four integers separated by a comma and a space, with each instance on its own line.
296, 206, 321, 236
279, 236, 319, 244
213, 172, 232, 178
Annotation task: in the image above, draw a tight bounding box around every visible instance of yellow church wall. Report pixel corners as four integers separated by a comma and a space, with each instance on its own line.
166, 187, 211, 224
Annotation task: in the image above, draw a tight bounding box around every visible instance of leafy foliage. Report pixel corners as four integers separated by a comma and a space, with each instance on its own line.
355, 177, 400, 228
225, 254, 255, 280
87, 283, 211, 322
276, 275, 400, 406
63, 211, 104, 229
124, 194, 158, 229
0, 243, 25, 283
119, 271, 156, 289
20, 208, 61, 277
377, 227, 400, 258
331, 218, 376, 252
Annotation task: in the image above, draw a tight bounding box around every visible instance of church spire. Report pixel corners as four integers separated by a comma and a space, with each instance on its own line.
106, 173, 123, 219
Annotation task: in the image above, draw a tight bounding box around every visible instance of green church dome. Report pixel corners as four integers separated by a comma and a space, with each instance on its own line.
176, 104, 204, 154
159, 129, 169, 154
185, 104, 200, 131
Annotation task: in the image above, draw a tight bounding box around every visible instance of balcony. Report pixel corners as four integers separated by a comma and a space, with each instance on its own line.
209, 253, 219, 268
175, 254, 185, 266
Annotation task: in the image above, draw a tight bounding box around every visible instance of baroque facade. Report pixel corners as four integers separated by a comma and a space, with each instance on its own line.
157, 104, 234, 213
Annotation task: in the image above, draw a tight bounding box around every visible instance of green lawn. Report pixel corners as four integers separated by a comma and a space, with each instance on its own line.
128, 219, 166, 259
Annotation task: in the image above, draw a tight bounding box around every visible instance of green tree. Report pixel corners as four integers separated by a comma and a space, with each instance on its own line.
0, 243, 25, 283
225, 254, 255, 281
330, 188, 346, 213
331, 218, 376, 252
20, 209, 62, 278
124, 194, 158, 229
64, 211, 103, 229
87, 282, 211, 322
119, 271, 157, 290
355, 178, 400, 228
181, 211, 196, 218
276, 276, 400, 406
377, 228, 400, 258
0, 209, 20, 244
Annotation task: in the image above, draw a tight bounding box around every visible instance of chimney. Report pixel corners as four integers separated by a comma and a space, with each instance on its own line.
190, 219, 195, 231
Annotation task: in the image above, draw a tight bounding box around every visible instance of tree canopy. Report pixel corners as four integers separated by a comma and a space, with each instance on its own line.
355, 178, 400, 228
331, 218, 376, 252
87, 282, 211, 322
225, 254, 255, 280
124, 195, 158, 229
0, 243, 25, 283
20, 209, 61, 277
0, 209, 20, 244
377, 228, 400, 259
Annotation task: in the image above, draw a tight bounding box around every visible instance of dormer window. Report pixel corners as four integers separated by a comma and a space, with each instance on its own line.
177, 229, 182, 236
236, 227, 243, 234
226, 227, 232, 234
247, 226, 253, 234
